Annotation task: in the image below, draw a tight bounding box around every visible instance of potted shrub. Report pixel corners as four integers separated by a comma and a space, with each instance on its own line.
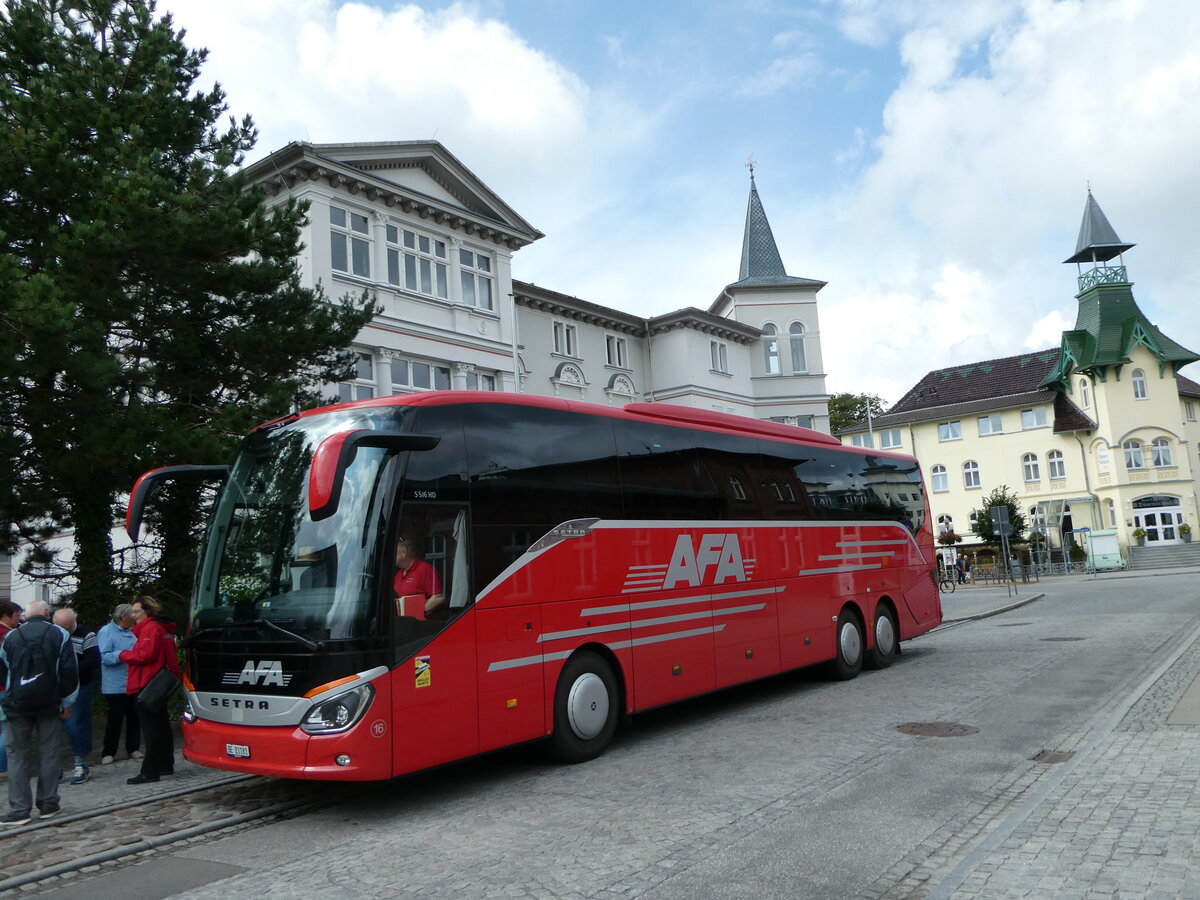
1181, 523, 1192, 543
1132, 528, 1147, 547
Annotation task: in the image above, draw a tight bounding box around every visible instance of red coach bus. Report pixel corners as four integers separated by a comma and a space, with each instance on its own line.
126, 392, 940, 780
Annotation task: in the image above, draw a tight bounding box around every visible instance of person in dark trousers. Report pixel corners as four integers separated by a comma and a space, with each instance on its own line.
98, 603, 140, 764
955, 556, 967, 584
120, 596, 180, 784
53, 608, 99, 784
0, 600, 23, 778
0, 599, 78, 825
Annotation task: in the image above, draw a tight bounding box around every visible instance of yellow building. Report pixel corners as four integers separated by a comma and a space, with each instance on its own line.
839, 192, 1200, 568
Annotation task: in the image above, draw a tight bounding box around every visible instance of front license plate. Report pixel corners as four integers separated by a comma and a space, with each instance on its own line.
226, 743, 251, 758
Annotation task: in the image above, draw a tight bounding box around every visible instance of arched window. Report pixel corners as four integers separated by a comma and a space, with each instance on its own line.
789, 323, 807, 373
1106, 499, 1117, 527
963, 460, 981, 489
1080, 378, 1090, 408
1123, 440, 1144, 469
1047, 449, 1066, 479
1132, 368, 1147, 400
937, 514, 954, 534
763, 324, 780, 375
1022, 453, 1040, 482
969, 511, 979, 530
931, 465, 948, 492
1152, 438, 1173, 467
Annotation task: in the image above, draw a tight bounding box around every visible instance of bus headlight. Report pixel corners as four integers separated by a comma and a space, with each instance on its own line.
300, 683, 374, 735
181, 693, 196, 724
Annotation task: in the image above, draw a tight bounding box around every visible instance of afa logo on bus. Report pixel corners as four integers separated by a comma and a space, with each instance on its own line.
663, 533, 747, 588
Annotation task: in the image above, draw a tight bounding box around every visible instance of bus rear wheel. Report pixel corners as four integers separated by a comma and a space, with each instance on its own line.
867, 603, 899, 670
547, 650, 619, 763
830, 608, 864, 681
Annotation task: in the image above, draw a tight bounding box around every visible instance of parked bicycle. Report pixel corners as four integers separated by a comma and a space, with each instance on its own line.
938, 572, 956, 593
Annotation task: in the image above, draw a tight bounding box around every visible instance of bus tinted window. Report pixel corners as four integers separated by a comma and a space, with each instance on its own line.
756, 439, 816, 521
791, 446, 923, 525
693, 428, 764, 520
612, 420, 717, 520
407, 406, 469, 502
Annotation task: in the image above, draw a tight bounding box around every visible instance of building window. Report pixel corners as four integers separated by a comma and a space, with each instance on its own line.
330, 205, 370, 278
466, 371, 496, 391
1123, 440, 1144, 469
1022, 453, 1040, 482
1107, 499, 1117, 527
762, 324, 780, 375
385, 225, 448, 299
1047, 449, 1066, 479
605, 334, 628, 368
1186, 400, 1197, 421
977, 414, 1002, 436
338, 350, 375, 402
553, 321, 578, 357
963, 461, 981, 489
710, 341, 728, 373
1152, 438, 1173, 467
389, 356, 452, 392
851, 433, 874, 448
879, 429, 901, 449
729, 476, 746, 500
1132, 368, 1147, 400
936, 514, 953, 534
789, 323, 807, 373
1080, 378, 1090, 408
795, 415, 813, 429
931, 465, 948, 492
459, 248, 493, 310
1021, 407, 1048, 429
938, 421, 961, 442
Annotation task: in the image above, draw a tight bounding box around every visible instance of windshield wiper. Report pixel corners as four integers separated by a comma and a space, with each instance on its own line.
185, 619, 324, 652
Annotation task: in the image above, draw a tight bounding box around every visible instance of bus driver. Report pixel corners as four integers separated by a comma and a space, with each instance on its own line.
393, 536, 445, 620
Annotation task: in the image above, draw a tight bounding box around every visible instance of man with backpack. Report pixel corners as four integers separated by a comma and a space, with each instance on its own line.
0, 599, 78, 825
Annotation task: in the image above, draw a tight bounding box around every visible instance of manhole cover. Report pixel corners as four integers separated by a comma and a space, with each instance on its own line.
897, 722, 980, 738
1040, 637, 1085, 642
997, 622, 1032, 627
1032, 750, 1074, 763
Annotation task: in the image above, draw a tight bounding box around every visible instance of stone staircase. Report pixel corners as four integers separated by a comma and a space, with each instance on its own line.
1127, 541, 1200, 571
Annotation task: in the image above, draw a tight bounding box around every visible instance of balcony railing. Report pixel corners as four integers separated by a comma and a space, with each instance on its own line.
1077, 265, 1128, 292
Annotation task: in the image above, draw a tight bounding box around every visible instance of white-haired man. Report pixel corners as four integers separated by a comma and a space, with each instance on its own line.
0, 600, 78, 825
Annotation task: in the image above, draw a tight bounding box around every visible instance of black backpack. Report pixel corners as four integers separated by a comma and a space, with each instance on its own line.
2, 623, 62, 716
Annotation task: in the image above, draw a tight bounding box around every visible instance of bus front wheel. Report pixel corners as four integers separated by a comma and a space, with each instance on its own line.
831, 608, 864, 681
547, 650, 618, 763
867, 603, 899, 670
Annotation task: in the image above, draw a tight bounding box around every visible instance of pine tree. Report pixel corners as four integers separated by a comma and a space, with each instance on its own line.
0, 0, 376, 623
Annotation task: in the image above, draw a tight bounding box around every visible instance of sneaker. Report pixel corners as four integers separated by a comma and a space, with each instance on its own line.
38, 804, 59, 819
2, 812, 31, 826
130, 751, 144, 760
70, 764, 90, 785
101, 755, 114, 765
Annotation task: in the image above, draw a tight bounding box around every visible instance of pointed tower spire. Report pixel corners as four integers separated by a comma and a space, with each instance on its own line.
1063, 189, 1135, 265
738, 171, 788, 282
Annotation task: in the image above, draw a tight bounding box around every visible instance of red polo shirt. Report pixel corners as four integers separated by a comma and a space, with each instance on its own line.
393, 558, 443, 619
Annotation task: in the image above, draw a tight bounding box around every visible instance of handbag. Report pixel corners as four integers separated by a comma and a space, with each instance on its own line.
137, 667, 182, 712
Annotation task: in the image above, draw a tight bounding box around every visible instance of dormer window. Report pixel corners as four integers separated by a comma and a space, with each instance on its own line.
1132, 368, 1147, 400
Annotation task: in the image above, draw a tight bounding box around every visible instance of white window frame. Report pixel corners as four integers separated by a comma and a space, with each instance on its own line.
458, 247, 493, 310
330, 205, 371, 279
553, 321, 578, 357
605, 334, 628, 368
1047, 449, 1066, 480
710, 341, 729, 374
936, 514, 953, 534
1080, 378, 1090, 408
879, 429, 901, 449
1132, 368, 1147, 400
1022, 453, 1040, 482
977, 414, 1003, 436
938, 421, 961, 442
963, 460, 981, 489
931, 465, 948, 493
789, 322, 807, 373
1152, 438, 1173, 467
763, 324, 780, 375
1186, 400, 1197, 422
390, 355, 450, 392
1021, 407, 1048, 430
466, 371, 496, 391
339, 350, 376, 402
851, 433, 874, 448
386, 225, 448, 300
1123, 440, 1144, 470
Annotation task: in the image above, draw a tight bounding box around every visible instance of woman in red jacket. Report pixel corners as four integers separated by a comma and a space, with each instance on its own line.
120, 596, 180, 784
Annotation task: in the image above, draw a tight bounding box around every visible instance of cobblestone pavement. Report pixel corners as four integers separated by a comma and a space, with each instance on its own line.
26, 568, 1200, 899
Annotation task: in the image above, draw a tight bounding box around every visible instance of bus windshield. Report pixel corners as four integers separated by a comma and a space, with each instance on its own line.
192, 406, 410, 642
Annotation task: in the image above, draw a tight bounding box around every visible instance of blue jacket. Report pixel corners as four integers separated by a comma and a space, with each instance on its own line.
97, 620, 137, 694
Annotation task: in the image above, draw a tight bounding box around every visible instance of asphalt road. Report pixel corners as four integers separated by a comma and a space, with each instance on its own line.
46, 571, 1200, 899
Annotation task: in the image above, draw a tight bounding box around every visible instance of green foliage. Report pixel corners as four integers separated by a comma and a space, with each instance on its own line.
936, 530, 961, 546
969, 485, 1027, 546
827, 392, 888, 433
0, 0, 376, 624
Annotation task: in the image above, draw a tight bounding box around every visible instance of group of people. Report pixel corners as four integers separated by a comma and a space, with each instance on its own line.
0, 595, 181, 826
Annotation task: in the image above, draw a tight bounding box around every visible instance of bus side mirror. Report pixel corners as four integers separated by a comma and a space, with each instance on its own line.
126, 465, 230, 541
308, 430, 440, 521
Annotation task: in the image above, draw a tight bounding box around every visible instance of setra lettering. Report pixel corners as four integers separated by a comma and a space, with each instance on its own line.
210, 697, 270, 710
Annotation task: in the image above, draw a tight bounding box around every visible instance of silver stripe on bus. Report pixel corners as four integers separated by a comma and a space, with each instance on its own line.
585, 584, 784, 617
837, 539, 908, 547
607, 624, 726, 650
796, 563, 884, 576
818, 551, 897, 561
539, 603, 766, 644
487, 649, 572, 672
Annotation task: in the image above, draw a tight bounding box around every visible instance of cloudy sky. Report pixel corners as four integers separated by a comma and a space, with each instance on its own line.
161, 0, 1200, 406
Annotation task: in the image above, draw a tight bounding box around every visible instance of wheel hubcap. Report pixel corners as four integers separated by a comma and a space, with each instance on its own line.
840, 621, 862, 664
566, 672, 610, 740
875, 614, 895, 656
